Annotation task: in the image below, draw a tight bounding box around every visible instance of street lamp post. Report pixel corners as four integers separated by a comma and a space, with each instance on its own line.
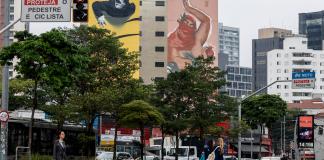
238, 80, 292, 160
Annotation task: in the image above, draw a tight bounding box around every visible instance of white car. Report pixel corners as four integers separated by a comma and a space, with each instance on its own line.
224, 156, 237, 160
260, 157, 281, 160
96, 152, 134, 160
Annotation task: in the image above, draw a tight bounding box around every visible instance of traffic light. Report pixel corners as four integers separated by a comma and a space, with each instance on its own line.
73, 0, 88, 22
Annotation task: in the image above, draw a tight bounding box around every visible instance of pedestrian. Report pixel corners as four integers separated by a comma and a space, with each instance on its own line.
204, 140, 214, 159
214, 138, 224, 160
53, 131, 67, 160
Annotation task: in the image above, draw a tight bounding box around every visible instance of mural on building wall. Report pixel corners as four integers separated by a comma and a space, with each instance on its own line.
168, 0, 218, 72
88, 0, 140, 77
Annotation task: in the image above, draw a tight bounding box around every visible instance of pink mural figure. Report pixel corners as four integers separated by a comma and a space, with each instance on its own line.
168, 0, 214, 72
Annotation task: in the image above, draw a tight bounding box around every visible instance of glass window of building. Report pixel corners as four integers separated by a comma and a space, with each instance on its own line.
10, 0, 14, 4
236, 90, 242, 97
230, 90, 235, 97
155, 62, 164, 67
155, 31, 165, 37
10, 7, 14, 13
284, 85, 289, 89
246, 84, 252, 90
233, 82, 237, 88
238, 83, 245, 89
155, 1, 165, 6
235, 67, 239, 74
9, 14, 14, 21
155, 16, 165, 21
277, 69, 281, 73
277, 85, 281, 89
235, 75, 241, 81
155, 46, 164, 52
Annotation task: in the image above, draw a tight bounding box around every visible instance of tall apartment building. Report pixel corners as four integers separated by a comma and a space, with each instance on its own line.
139, 0, 168, 84
267, 35, 324, 103
258, 27, 292, 39
225, 65, 252, 97
299, 11, 324, 50
0, 0, 28, 78
218, 23, 239, 68
252, 28, 293, 92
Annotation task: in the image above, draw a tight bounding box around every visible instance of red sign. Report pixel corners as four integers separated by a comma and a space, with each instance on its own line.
24, 0, 58, 5
299, 116, 313, 128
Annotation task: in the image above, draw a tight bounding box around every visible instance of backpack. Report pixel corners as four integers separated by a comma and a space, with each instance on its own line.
207, 146, 219, 160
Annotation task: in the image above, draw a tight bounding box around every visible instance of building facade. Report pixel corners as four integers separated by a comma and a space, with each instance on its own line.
258, 27, 292, 39
219, 23, 239, 68
139, 0, 168, 84
299, 11, 324, 50
252, 37, 284, 92
225, 65, 252, 97
267, 35, 324, 103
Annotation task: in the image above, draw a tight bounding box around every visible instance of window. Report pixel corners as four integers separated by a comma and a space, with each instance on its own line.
277, 85, 281, 89
289, 47, 295, 49
277, 61, 281, 65
321, 62, 324, 66
238, 83, 245, 89
155, 16, 165, 21
284, 69, 289, 73
321, 70, 324, 74
256, 52, 266, 56
257, 60, 266, 65
9, 0, 14, 4
155, 31, 165, 37
302, 41, 307, 44
155, 46, 164, 52
293, 60, 312, 65
277, 53, 281, 57
9, 14, 14, 21
293, 100, 301, 103
235, 75, 241, 81
277, 77, 280, 80
277, 69, 281, 73
284, 85, 289, 89
155, 62, 164, 67
319, 127, 323, 135
293, 92, 311, 97
227, 74, 234, 81
9, 7, 14, 13
155, 1, 165, 6
140, 1, 142, 6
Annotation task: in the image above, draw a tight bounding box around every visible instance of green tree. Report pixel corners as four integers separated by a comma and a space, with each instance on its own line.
120, 100, 164, 160
242, 94, 287, 158
64, 26, 139, 157
0, 30, 87, 149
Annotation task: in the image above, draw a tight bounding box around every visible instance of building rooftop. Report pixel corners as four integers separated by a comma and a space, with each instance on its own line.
288, 99, 324, 110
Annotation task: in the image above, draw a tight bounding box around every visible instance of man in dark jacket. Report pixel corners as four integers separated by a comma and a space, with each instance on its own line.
53, 131, 67, 160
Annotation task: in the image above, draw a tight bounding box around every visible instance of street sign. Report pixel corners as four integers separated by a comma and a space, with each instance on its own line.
292, 72, 315, 89
21, 0, 71, 22
0, 111, 9, 122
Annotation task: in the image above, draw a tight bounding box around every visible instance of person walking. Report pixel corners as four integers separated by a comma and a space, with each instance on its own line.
214, 138, 224, 160
53, 131, 67, 160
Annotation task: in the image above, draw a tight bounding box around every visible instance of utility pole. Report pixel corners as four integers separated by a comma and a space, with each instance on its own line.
238, 80, 292, 160
250, 130, 253, 158
0, 16, 20, 160
281, 122, 283, 155
283, 116, 286, 156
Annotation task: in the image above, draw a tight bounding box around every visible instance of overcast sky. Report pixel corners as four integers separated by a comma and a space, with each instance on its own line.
219, 0, 324, 67
30, 0, 324, 67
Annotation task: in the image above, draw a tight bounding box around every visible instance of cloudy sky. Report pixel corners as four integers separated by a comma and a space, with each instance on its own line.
30, 0, 324, 67
219, 0, 324, 67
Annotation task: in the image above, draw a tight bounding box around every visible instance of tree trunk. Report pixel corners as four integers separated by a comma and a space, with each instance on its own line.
161, 126, 165, 160
175, 130, 179, 160
87, 119, 94, 157
259, 125, 263, 159
28, 80, 38, 150
113, 123, 118, 160
140, 125, 145, 160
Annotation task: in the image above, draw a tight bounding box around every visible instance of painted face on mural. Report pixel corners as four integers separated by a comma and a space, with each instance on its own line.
167, 0, 215, 73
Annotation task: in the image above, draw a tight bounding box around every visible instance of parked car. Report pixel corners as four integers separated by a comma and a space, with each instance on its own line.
260, 157, 281, 160
164, 146, 198, 160
224, 156, 237, 160
96, 152, 134, 160
135, 151, 160, 160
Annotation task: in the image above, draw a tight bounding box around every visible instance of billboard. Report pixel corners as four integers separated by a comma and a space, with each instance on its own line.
292, 72, 315, 89
88, 0, 140, 77
21, 0, 71, 22
168, 0, 218, 72
298, 115, 314, 148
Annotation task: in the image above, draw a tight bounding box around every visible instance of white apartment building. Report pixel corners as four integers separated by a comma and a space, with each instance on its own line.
267, 35, 324, 103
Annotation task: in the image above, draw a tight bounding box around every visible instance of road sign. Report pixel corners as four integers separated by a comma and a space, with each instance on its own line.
0, 111, 9, 122
21, 0, 71, 22
292, 72, 315, 89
